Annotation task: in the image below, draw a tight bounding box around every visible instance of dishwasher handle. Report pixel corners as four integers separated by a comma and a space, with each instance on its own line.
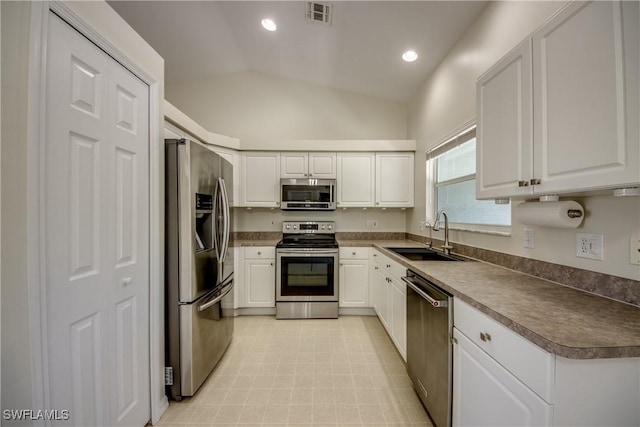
402, 276, 448, 308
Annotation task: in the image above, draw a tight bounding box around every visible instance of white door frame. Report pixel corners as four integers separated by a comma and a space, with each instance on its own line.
26, 1, 166, 424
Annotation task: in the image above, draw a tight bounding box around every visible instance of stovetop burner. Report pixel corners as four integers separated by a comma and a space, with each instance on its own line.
276, 221, 337, 249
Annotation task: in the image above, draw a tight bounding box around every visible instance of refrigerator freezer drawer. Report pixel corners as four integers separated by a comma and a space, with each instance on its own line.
168, 282, 234, 400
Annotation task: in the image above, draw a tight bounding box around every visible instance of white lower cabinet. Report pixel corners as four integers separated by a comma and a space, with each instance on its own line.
338, 248, 369, 307
370, 249, 406, 360
452, 328, 552, 427
390, 277, 407, 357
242, 247, 276, 308
453, 298, 640, 427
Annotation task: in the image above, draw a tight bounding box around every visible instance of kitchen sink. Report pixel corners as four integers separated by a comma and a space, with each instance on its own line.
385, 247, 466, 261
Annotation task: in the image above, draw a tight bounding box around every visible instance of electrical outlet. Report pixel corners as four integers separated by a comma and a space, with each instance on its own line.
366, 220, 378, 229
631, 235, 640, 265
576, 233, 604, 260
524, 228, 534, 249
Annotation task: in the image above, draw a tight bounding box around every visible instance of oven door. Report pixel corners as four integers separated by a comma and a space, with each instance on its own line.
276, 249, 339, 302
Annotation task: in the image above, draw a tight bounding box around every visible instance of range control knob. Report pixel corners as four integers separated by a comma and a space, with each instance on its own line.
293, 225, 298, 230
327, 225, 333, 230
321, 225, 326, 230
285, 224, 291, 230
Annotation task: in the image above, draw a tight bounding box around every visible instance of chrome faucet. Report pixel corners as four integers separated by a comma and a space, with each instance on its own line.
420, 221, 433, 248
432, 210, 454, 255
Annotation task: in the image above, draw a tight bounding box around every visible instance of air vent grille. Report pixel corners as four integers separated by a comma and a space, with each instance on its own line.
306, 2, 332, 25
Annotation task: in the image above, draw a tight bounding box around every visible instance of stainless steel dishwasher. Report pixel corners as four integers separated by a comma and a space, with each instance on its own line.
403, 269, 453, 427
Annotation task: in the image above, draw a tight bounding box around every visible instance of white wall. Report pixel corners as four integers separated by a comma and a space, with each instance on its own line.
407, 1, 640, 281
235, 208, 407, 233
166, 70, 408, 147
1, 1, 33, 419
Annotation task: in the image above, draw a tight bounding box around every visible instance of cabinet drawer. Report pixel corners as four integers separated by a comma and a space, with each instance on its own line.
244, 247, 275, 259
454, 298, 554, 403
382, 256, 405, 280
371, 250, 406, 279
340, 247, 370, 259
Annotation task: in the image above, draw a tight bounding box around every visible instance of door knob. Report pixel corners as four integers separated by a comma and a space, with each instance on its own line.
122, 277, 132, 286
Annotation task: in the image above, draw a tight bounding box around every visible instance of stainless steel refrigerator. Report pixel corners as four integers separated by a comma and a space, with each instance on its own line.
165, 138, 234, 400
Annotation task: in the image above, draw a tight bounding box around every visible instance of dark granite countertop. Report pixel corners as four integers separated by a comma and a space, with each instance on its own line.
339, 239, 640, 360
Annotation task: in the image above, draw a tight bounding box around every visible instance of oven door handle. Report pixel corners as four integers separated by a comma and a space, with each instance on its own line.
277, 249, 339, 255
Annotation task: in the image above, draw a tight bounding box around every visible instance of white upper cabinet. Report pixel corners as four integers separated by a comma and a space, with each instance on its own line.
375, 153, 415, 207
476, 1, 639, 199
242, 152, 281, 207
476, 40, 533, 199
337, 153, 376, 207
337, 152, 414, 208
532, 1, 639, 194
281, 152, 336, 178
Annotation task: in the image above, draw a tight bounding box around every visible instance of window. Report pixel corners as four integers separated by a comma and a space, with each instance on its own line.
427, 126, 511, 233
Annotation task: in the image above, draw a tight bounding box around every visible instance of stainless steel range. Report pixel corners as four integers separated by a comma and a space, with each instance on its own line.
276, 221, 339, 319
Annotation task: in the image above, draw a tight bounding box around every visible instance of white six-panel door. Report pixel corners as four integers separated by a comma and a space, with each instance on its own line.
45, 12, 150, 426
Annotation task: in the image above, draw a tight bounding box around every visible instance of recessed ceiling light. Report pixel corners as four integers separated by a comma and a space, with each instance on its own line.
402, 50, 418, 62
261, 18, 277, 32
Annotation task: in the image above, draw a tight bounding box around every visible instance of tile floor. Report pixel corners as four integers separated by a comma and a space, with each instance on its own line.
157, 315, 433, 427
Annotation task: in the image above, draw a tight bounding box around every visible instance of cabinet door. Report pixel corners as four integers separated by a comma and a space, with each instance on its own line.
215, 148, 242, 208
242, 152, 280, 207
476, 39, 533, 199
375, 153, 414, 207
390, 277, 407, 360
244, 258, 275, 307
281, 152, 308, 178
308, 152, 337, 178
375, 268, 391, 330
337, 153, 375, 207
369, 260, 380, 312
339, 259, 369, 307
532, 1, 639, 194
452, 328, 552, 427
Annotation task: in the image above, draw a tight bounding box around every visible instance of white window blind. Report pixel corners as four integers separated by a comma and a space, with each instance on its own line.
427, 126, 511, 232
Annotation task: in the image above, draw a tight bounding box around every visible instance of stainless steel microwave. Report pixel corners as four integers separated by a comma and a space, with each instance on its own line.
280, 178, 336, 211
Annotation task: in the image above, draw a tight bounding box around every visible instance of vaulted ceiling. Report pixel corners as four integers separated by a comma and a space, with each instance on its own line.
109, 1, 488, 102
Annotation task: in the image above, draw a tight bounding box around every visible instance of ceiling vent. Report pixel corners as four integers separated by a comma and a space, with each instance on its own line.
306, 2, 332, 26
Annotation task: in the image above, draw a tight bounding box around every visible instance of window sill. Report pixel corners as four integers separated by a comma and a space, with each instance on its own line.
448, 224, 512, 237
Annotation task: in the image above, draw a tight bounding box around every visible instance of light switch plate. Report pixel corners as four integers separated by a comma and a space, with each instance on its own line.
576, 233, 604, 260
631, 235, 640, 265
524, 228, 534, 248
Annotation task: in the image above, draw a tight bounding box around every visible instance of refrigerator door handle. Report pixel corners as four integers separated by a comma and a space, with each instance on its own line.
218, 177, 231, 264
197, 281, 234, 312
212, 176, 222, 261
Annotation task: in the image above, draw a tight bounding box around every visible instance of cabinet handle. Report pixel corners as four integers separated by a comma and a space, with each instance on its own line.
480, 332, 492, 342
352, 252, 356, 255
270, 262, 274, 266
258, 252, 261, 255
386, 264, 391, 268
530, 178, 541, 186
518, 180, 529, 187
374, 266, 379, 270
340, 263, 344, 266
